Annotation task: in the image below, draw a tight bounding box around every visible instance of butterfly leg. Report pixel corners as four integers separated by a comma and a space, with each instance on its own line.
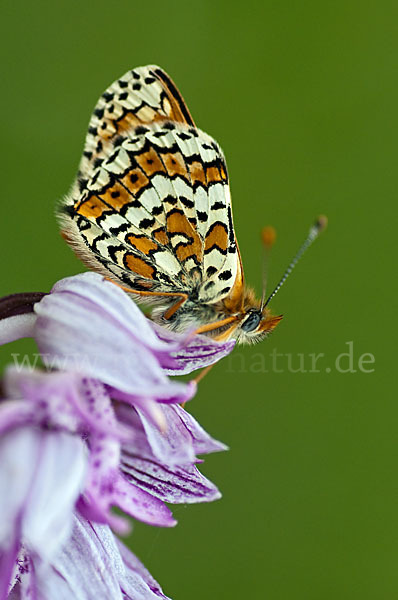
162, 295, 188, 320
195, 315, 239, 335
104, 278, 188, 319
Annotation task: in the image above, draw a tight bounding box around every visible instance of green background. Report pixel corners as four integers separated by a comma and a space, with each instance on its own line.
0, 1, 396, 598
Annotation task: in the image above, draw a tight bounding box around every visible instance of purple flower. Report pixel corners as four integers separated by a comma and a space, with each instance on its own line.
1, 272, 234, 380
0, 273, 234, 598
9, 514, 171, 599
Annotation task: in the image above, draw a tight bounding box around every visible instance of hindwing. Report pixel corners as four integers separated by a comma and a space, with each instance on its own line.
59, 66, 242, 305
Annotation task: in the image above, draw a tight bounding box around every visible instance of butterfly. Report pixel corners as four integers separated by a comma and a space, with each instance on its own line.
59, 65, 325, 344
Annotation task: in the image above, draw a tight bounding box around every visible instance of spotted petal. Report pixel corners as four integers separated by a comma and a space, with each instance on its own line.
0, 428, 86, 597
10, 515, 171, 600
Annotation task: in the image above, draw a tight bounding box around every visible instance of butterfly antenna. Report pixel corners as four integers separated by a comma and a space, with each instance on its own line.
264, 215, 328, 308
260, 226, 277, 311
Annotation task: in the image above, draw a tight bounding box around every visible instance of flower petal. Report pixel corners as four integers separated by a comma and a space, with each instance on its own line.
17, 515, 172, 600
33, 517, 126, 600
113, 475, 176, 527
0, 400, 36, 437
0, 314, 37, 346
115, 402, 225, 505
49, 273, 182, 357
173, 404, 228, 455
22, 431, 87, 559
121, 452, 221, 504
152, 322, 236, 375
0, 427, 87, 559
116, 537, 170, 599
33, 273, 192, 401
0, 427, 87, 597
131, 404, 226, 467
4, 368, 82, 433
133, 406, 195, 467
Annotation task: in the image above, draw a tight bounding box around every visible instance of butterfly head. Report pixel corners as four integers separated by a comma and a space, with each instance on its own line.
237, 307, 283, 344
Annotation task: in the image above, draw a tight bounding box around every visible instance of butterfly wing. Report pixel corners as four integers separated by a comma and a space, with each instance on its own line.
59, 66, 242, 308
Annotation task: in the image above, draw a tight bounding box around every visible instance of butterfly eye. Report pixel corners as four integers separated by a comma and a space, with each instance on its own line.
241, 311, 261, 333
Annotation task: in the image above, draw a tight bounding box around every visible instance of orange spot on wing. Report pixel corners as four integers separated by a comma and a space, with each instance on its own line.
97, 120, 117, 141
166, 210, 203, 263
163, 152, 188, 178
113, 113, 140, 136
98, 182, 131, 210
136, 148, 166, 177
124, 253, 155, 279
121, 169, 150, 196
204, 223, 228, 253
96, 111, 170, 146
189, 161, 206, 185
127, 234, 160, 255
76, 195, 108, 219
153, 228, 170, 245
205, 165, 223, 184
99, 114, 141, 142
